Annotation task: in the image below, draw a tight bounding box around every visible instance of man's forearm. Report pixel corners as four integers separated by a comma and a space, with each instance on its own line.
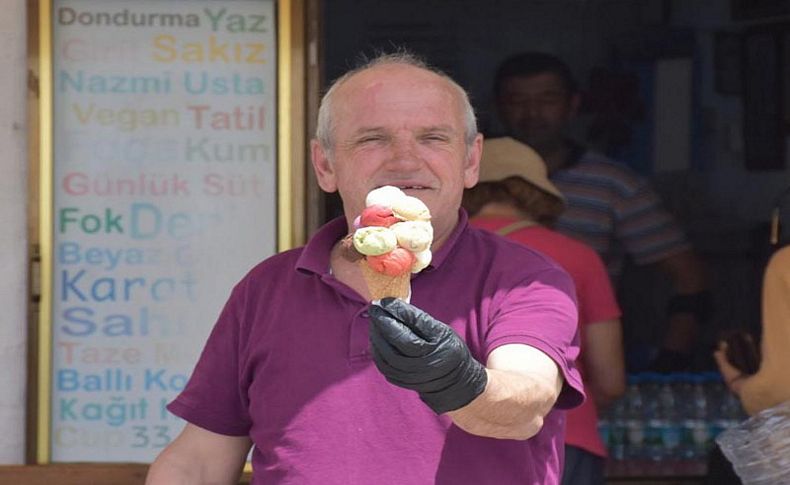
147, 450, 207, 485
147, 455, 243, 485
145, 425, 250, 485
367, 300, 567, 435
446, 368, 561, 440
663, 313, 699, 352
660, 250, 706, 294
657, 250, 709, 354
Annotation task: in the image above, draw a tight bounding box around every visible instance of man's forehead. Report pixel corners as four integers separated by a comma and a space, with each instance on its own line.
334, 67, 461, 118
501, 72, 567, 94
351, 124, 456, 135
339, 64, 452, 100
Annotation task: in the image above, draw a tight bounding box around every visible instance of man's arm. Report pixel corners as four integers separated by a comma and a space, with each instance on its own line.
368, 298, 578, 440
581, 318, 625, 409
146, 423, 252, 485
447, 344, 562, 440
656, 249, 708, 354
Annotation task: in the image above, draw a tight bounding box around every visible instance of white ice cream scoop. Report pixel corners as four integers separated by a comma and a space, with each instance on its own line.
411, 249, 432, 273
365, 186, 406, 209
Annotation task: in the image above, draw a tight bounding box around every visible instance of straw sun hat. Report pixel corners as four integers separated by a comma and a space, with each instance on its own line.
478, 136, 565, 202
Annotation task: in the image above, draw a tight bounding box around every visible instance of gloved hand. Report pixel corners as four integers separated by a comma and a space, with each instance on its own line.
368, 297, 488, 414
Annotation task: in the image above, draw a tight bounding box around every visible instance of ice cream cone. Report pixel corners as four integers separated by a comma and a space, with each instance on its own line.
358, 260, 411, 301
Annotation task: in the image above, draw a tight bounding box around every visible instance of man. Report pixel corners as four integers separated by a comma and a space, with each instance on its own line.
463, 137, 625, 485
494, 52, 708, 371
146, 53, 583, 485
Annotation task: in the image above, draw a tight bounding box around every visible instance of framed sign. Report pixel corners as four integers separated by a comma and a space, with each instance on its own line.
35, 0, 303, 463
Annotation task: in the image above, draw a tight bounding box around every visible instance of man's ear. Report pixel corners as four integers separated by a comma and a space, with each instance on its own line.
463, 133, 483, 189
310, 139, 338, 193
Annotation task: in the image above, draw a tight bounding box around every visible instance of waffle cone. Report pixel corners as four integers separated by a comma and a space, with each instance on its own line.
358, 260, 411, 301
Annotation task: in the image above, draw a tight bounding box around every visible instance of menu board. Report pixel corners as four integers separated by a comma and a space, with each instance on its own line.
49, 0, 277, 462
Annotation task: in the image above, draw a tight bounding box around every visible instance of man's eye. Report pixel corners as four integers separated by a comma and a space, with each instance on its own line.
358, 135, 384, 143
422, 134, 448, 142
506, 96, 529, 104
539, 94, 564, 104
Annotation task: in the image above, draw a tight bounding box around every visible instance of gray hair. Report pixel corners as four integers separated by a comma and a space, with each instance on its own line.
315, 51, 478, 157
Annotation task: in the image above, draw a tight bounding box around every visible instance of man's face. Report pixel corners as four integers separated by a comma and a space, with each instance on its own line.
311, 64, 482, 247
496, 72, 578, 153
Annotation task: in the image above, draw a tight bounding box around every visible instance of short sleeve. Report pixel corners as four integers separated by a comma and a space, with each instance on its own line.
484, 266, 585, 410
167, 284, 252, 436
575, 245, 622, 325
613, 174, 691, 265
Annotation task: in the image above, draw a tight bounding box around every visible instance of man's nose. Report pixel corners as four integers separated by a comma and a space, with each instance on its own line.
521, 100, 542, 120
384, 138, 422, 170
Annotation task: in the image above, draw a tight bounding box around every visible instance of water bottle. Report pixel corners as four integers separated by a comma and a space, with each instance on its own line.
708, 372, 745, 440
675, 373, 695, 459
704, 372, 726, 439
657, 373, 682, 461
691, 374, 713, 460
686, 373, 710, 459
606, 397, 627, 461
719, 391, 745, 432
641, 372, 665, 461
597, 407, 611, 451
707, 372, 726, 440
624, 374, 645, 460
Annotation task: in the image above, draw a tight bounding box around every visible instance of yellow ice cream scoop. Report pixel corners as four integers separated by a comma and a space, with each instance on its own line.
392, 196, 430, 221
391, 221, 433, 252
352, 226, 398, 256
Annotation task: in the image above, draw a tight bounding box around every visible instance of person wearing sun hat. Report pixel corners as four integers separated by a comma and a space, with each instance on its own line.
463, 136, 625, 485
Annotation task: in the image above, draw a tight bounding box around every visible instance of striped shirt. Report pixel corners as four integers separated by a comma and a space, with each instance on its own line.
551, 149, 691, 279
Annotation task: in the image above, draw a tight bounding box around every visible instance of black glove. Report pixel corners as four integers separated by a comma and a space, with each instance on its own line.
368, 298, 488, 414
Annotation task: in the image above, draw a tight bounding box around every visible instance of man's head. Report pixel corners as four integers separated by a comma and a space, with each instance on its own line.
494, 52, 580, 155
463, 137, 565, 225
311, 52, 483, 247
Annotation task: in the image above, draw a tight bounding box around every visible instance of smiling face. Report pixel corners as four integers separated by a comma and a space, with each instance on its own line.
311, 63, 482, 248
496, 72, 579, 155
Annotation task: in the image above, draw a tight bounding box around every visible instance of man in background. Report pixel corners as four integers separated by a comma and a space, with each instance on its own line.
494, 52, 708, 372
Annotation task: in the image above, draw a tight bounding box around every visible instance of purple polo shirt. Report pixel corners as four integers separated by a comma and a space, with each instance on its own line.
168, 210, 583, 485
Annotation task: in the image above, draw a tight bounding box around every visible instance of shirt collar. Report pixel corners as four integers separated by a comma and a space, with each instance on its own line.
294, 209, 470, 275
426, 208, 469, 272
295, 216, 348, 275
561, 139, 586, 171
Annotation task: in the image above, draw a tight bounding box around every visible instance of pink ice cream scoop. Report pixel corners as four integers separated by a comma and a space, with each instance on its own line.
360, 205, 400, 227
366, 248, 415, 276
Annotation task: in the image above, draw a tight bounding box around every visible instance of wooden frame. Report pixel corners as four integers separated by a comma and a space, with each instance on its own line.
0, 464, 252, 484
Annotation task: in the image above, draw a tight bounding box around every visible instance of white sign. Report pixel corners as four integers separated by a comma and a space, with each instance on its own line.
50, 0, 276, 462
